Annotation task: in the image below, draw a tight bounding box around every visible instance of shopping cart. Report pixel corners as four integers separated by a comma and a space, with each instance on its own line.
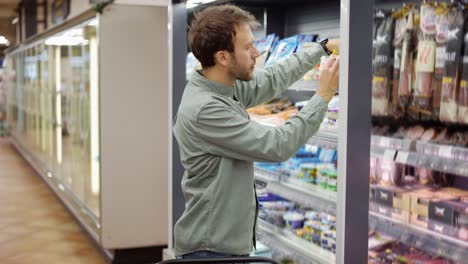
157, 256, 279, 264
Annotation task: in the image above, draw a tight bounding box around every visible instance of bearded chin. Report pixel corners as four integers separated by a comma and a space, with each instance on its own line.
229, 58, 252, 82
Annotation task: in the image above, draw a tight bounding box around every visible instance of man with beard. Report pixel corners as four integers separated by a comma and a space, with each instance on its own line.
173, 4, 340, 260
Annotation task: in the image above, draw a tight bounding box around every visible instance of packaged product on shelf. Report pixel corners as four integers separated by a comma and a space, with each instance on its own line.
419, 127, 437, 142
413, 3, 437, 115
458, 16, 468, 124
283, 212, 304, 230
440, 6, 465, 123
260, 200, 295, 228
368, 240, 455, 264
254, 33, 276, 69
327, 171, 337, 192
296, 163, 317, 184
428, 198, 468, 240
318, 148, 337, 163
406, 125, 425, 140
377, 159, 401, 187
370, 157, 379, 184
296, 34, 318, 53
392, 10, 406, 117
433, 4, 450, 120
264, 35, 298, 68
399, 9, 415, 112
372, 10, 395, 116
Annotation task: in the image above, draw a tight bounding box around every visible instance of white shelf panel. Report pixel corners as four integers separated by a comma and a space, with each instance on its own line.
369, 211, 468, 263
257, 219, 335, 264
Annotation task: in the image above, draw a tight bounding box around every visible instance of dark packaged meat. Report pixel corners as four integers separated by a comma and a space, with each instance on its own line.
372, 10, 395, 116
433, 4, 450, 120
440, 7, 464, 123
414, 3, 436, 114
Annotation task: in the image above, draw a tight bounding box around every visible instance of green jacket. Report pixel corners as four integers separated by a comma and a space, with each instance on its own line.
173, 43, 328, 256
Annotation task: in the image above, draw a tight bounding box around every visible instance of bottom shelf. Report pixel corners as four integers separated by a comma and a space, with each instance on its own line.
369, 211, 468, 263
256, 219, 335, 264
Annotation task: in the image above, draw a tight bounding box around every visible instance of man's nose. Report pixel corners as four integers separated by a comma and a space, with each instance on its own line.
253, 47, 261, 58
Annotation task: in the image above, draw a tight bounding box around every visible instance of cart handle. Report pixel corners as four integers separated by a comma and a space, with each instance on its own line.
157, 256, 279, 264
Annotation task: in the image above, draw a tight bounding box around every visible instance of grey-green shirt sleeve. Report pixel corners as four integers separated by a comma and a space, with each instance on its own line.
234, 43, 326, 109
195, 94, 328, 162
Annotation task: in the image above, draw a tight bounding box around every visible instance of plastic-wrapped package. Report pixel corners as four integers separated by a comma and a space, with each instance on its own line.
413, 3, 436, 115
432, 5, 449, 120
254, 33, 276, 69
399, 9, 415, 112
392, 11, 406, 117
458, 13, 468, 124
440, 7, 464, 122
370, 157, 379, 184
264, 36, 298, 68
372, 10, 395, 116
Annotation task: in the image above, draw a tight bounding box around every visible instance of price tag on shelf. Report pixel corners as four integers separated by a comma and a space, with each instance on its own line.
383, 149, 396, 161
395, 151, 409, 164
438, 145, 453, 158
380, 137, 391, 147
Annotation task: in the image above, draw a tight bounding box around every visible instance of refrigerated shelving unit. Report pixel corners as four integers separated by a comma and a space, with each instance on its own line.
169, 0, 373, 263
367, 1, 468, 263
4, 2, 172, 263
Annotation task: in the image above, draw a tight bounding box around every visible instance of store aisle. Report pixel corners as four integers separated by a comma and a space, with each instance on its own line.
0, 138, 107, 264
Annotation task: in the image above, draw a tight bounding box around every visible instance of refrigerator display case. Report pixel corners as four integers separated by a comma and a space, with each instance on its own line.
169, 0, 373, 263
4, 2, 172, 263
367, 0, 468, 263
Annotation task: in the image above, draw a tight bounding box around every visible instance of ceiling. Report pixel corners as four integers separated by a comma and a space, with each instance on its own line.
0, 0, 19, 46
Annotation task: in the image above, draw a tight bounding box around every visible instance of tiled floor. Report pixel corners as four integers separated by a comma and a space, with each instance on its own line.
0, 138, 107, 264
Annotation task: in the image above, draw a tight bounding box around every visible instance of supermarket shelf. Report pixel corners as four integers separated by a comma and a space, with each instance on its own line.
254, 166, 282, 183
285, 89, 315, 103
307, 130, 338, 149
257, 219, 335, 264
369, 211, 468, 263
395, 150, 468, 177
255, 167, 337, 214
371, 135, 468, 177
371, 135, 414, 151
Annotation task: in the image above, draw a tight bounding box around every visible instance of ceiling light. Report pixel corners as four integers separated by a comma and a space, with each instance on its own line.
0, 36, 9, 46
186, 0, 217, 9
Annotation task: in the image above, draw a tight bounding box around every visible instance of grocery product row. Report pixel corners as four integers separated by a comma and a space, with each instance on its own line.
369, 153, 468, 260
371, 125, 468, 176
372, 1, 468, 124
368, 229, 457, 263
255, 183, 459, 263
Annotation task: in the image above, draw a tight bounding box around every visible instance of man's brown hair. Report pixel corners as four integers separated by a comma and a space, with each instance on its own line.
188, 5, 259, 68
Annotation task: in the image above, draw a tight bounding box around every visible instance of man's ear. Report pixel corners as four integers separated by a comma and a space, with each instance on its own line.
214, 50, 230, 67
